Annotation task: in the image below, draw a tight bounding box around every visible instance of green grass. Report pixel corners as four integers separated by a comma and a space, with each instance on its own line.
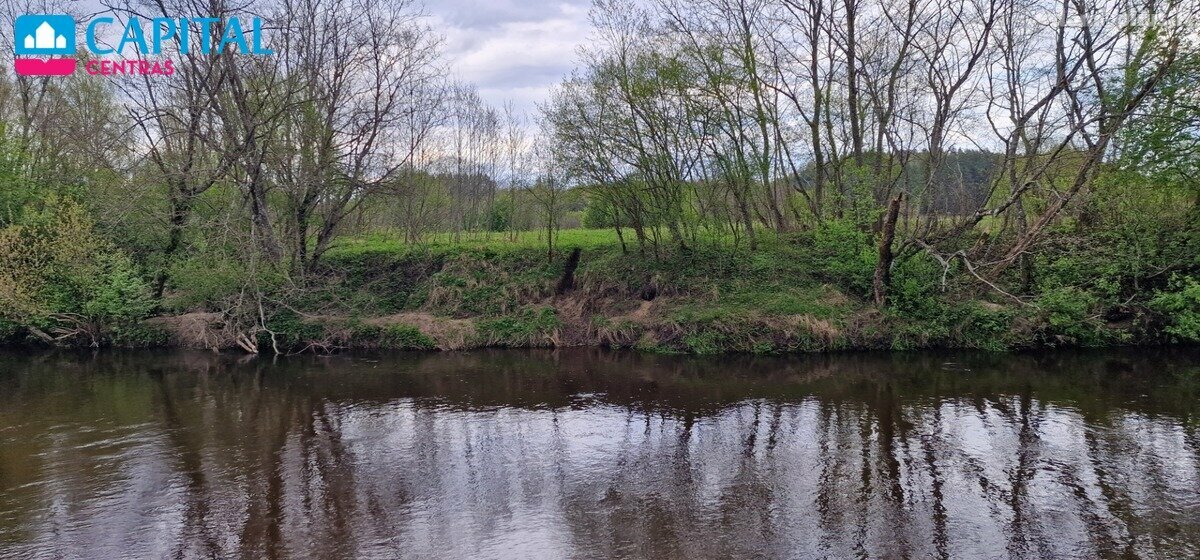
330, 227, 629, 258
670, 282, 848, 323
476, 306, 561, 347
328, 225, 770, 261
327, 226, 867, 323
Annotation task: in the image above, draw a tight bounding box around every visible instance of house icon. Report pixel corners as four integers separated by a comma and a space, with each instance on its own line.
24, 21, 68, 50
13, 14, 77, 76
13, 14, 75, 56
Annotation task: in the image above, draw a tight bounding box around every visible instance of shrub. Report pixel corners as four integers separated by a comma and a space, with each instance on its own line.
1037, 287, 1106, 346
0, 196, 99, 324
83, 253, 156, 326
797, 219, 877, 296
83, 253, 158, 344
260, 310, 328, 350
1150, 274, 1200, 342
167, 253, 252, 311
886, 254, 955, 349
109, 323, 170, 347
955, 303, 1017, 351
0, 196, 163, 346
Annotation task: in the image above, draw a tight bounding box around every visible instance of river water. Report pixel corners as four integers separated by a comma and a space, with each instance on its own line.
0, 348, 1198, 559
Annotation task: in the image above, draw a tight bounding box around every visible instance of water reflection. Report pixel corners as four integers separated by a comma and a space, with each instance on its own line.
0, 348, 1198, 559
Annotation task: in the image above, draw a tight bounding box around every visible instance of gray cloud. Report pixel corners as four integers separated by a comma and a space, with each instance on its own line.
426, 0, 591, 114
430, 0, 577, 29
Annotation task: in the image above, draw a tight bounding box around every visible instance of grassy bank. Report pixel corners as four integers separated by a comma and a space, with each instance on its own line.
115, 224, 1195, 355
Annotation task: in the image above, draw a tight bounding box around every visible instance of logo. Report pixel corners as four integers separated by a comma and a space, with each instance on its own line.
14, 15, 77, 76
12, 14, 272, 77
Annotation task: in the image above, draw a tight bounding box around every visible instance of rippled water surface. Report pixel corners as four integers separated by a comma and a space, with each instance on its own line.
1, 348, 1199, 559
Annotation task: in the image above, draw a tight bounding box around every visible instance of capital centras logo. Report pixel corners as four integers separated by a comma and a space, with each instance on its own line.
14, 14, 272, 77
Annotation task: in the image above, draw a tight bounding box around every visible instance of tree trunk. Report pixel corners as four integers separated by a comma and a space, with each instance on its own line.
735, 188, 757, 250
153, 188, 193, 298
613, 210, 628, 254
845, 0, 863, 166
873, 193, 904, 307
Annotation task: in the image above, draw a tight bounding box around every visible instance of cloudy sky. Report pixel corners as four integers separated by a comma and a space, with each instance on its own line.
424, 0, 592, 114
61, 0, 592, 113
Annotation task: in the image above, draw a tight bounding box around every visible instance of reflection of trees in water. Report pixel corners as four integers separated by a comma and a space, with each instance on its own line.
0, 347, 1198, 559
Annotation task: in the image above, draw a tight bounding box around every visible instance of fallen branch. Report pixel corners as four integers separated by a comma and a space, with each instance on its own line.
257, 294, 281, 355
916, 240, 1032, 307
27, 326, 55, 344
235, 332, 259, 354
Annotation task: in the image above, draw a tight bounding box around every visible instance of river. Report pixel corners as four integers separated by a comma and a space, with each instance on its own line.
1, 348, 1198, 559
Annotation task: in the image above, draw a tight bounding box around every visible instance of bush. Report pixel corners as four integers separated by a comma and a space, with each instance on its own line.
109, 323, 171, 347
84, 253, 156, 326
886, 254, 955, 349
795, 219, 877, 296
0, 196, 162, 346
83, 253, 158, 344
1150, 274, 1200, 342
0, 196, 99, 324
260, 310, 328, 350
955, 303, 1017, 351
1037, 287, 1106, 346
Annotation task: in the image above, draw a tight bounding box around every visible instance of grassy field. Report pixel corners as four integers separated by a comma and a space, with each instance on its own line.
331, 227, 745, 256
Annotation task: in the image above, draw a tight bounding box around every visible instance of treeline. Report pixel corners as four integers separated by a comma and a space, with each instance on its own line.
545, 0, 1199, 301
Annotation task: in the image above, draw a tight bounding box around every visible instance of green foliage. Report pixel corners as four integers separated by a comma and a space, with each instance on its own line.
421, 249, 560, 316
884, 255, 1020, 351
678, 321, 791, 355
487, 197, 514, 232
0, 196, 98, 322
476, 306, 560, 347
1048, 169, 1200, 304
791, 220, 877, 296
0, 196, 160, 346
888, 254, 947, 318
0, 130, 35, 225
166, 252, 255, 310
582, 195, 619, 229
323, 248, 444, 313
682, 329, 729, 355
83, 254, 156, 325
956, 304, 1018, 352
1036, 287, 1106, 346
1150, 275, 1200, 342
261, 310, 328, 350
1115, 50, 1200, 196
831, 164, 885, 228
379, 324, 437, 350
81, 253, 158, 344
886, 254, 955, 349
109, 323, 171, 347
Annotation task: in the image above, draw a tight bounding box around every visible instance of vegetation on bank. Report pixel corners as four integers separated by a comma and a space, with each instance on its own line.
316, 219, 1200, 354
1, 0, 1199, 354
6, 216, 1198, 354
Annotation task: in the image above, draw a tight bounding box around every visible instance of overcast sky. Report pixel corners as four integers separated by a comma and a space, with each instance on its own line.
61, 0, 591, 114
425, 0, 592, 115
